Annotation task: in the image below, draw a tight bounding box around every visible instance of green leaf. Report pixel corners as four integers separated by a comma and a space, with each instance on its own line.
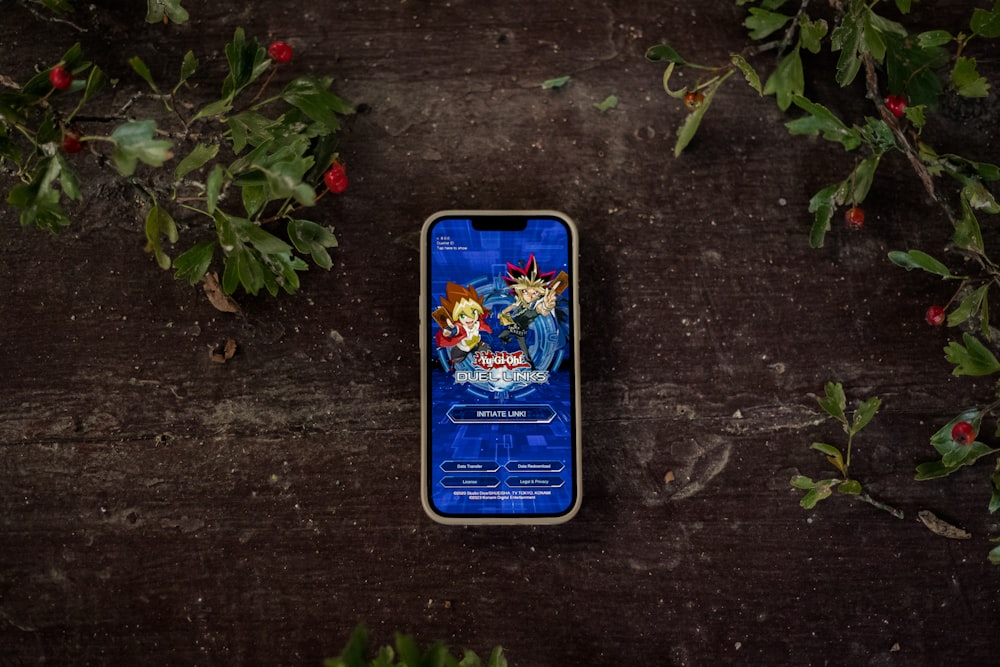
173, 240, 215, 285
731, 54, 762, 94
786, 96, 861, 150
242, 185, 267, 217
929, 409, 982, 458
145, 0, 189, 24
917, 30, 953, 47
990, 543, 1000, 566
108, 120, 174, 176
7, 156, 71, 232
175, 50, 199, 93
953, 196, 985, 253
915, 459, 961, 480
800, 479, 836, 509
837, 479, 863, 495
81, 65, 107, 105
791, 475, 817, 490
222, 28, 269, 100
486, 646, 507, 667
541, 76, 570, 89
807, 183, 839, 248
288, 218, 338, 269
847, 154, 881, 204
946, 284, 989, 328
817, 382, 848, 423
128, 56, 160, 93
798, 17, 828, 54
831, 19, 863, 86
174, 142, 219, 181
811, 441, 846, 475
971, 3, 1000, 38
645, 44, 686, 64
887, 249, 956, 279
206, 164, 225, 215
280, 76, 354, 135
673, 76, 726, 156
193, 97, 235, 121
952, 57, 990, 98
744, 8, 791, 40
944, 333, 1000, 376
851, 397, 882, 435
144, 204, 178, 270
762, 47, 804, 111
593, 95, 618, 112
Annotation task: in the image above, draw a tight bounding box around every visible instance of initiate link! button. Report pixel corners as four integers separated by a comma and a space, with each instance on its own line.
446, 404, 557, 424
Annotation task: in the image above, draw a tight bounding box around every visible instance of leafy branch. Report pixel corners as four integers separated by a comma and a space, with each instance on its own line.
325, 625, 507, 667
792, 382, 900, 516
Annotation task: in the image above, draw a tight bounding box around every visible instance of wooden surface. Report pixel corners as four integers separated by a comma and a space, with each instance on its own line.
2, 1, 999, 664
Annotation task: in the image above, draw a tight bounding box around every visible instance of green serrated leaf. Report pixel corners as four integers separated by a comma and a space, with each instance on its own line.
763, 47, 804, 111
109, 120, 174, 176
173, 240, 215, 285
971, 4, 1000, 38
744, 8, 792, 40
144, 204, 178, 270
174, 142, 219, 181
731, 54, 762, 94
146, 0, 189, 24
807, 183, 840, 248
786, 96, 861, 150
952, 57, 990, 98
798, 17, 828, 54
222, 27, 269, 100
288, 218, 337, 269
953, 196, 986, 253
944, 333, 1000, 376
280, 76, 353, 135
851, 397, 882, 435
946, 284, 989, 328
800, 479, 837, 509
817, 381, 848, 423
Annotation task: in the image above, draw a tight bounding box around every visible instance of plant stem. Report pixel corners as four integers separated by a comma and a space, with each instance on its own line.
856, 492, 904, 519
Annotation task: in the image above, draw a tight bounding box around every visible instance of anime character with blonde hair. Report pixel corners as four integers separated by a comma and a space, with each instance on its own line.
432, 282, 492, 367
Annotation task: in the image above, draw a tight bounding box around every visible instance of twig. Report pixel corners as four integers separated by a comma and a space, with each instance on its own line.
857, 492, 905, 519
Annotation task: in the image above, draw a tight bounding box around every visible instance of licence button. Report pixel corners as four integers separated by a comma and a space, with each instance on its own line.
440, 476, 501, 488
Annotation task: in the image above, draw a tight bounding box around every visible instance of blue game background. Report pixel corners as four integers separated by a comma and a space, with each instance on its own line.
425, 217, 577, 518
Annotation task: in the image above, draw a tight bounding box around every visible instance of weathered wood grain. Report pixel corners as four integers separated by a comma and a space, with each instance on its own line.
2, 1, 999, 665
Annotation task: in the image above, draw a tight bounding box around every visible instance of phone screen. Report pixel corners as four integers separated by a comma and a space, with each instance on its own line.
420, 211, 581, 524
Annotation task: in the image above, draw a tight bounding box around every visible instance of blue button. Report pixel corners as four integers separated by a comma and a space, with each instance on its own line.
447, 404, 557, 424
440, 476, 501, 488
440, 460, 501, 473
505, 460, 565, 473
505, 476, 565, 489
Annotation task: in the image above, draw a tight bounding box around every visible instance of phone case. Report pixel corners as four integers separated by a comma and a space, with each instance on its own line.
419, 210, 582, 525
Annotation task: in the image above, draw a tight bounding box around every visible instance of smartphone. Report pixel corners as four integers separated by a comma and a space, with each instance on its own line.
420, 210, 582, 525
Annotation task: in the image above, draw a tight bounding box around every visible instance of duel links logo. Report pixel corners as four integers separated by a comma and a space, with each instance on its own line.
453, 350, 549, 385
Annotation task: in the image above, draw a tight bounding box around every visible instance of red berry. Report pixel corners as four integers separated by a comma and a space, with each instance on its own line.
951, 421, 976, 446
925, 305, 946, 326
845, 206, 865, 230
324, 162, 348, 194
684, 91, 704, 111
886, 94, 908, 119
268, 41, 293, 64
49, 65, 73, 91
62, 131, 82, 154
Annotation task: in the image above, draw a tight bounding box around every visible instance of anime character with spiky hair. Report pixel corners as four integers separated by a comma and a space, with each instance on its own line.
432, 282, 492, 368
499, 254, 567, 369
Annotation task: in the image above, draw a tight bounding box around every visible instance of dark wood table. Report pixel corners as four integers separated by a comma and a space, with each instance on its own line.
3, 1, 999, 664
